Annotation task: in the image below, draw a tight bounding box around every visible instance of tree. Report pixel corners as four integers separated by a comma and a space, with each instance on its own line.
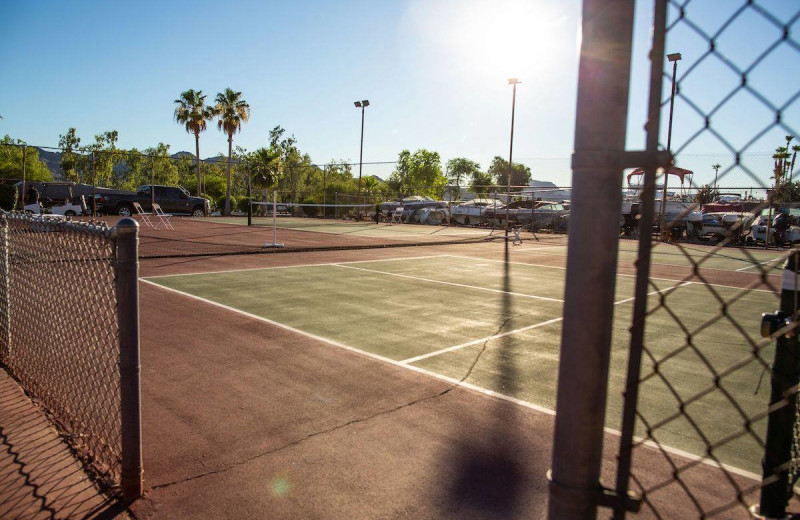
90, 130, 120, 188
214, 88, 250, 215
469, 170, 495, 197
142, 143, 179, 187
245, 147, 282, 210
446, 157, 481, 200
0, 136, 52, 181
388, 149, 446, 198
771, 136, 800, 203
488, 156, 531, 191
58, 128, 81, 182
695, 184, 718, 208
174, 89, 214, 196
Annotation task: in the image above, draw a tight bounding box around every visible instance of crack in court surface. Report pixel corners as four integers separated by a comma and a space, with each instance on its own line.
148, 314, 524, 495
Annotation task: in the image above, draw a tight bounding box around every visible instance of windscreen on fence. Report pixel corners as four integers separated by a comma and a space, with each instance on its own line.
0, 213, 123, 485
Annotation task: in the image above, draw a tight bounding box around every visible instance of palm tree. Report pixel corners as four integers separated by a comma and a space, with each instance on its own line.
790, 145, 800, 183
711, 163, 721, 192
174, 89, 215, 196
214, 88, 251, 215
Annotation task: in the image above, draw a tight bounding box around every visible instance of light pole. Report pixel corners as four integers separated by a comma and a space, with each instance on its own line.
659, 52, 681, 240
354, 99, 370, 213
506, 78, 521, 238
712, 163, 721, 193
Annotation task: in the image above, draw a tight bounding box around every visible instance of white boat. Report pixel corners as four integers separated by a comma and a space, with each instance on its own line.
379, 196, 445, 222
450, 198, 504, 226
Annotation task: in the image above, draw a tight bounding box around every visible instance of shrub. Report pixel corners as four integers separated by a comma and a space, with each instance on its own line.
237, 197, 252, 213
300, 197, 319, 217
0, 184, 18, 211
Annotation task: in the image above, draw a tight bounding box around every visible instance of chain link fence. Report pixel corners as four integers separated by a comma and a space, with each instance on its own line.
621, 0, 800, 518
0, 213, 142, 499
549, 0, 800, 518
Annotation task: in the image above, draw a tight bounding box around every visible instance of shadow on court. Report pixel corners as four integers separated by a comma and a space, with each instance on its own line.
440, 236, 543, 519
0, 371, 132, 520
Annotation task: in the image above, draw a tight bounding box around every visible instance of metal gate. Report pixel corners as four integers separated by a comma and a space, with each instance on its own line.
549, 0, 800, 518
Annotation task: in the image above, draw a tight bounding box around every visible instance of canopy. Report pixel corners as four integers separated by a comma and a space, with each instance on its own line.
627, 166, 693, 186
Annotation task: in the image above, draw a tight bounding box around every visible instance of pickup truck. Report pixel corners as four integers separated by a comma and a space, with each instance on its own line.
94, 185, 211, 217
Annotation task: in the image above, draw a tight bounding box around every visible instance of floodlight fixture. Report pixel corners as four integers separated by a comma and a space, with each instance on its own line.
508, 78, 521, 85
362, 100, 370, 107
667, 53, 682, 62
354, 101, 362, 107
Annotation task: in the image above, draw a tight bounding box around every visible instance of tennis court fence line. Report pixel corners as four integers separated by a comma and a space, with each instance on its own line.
0, 212, 142, 501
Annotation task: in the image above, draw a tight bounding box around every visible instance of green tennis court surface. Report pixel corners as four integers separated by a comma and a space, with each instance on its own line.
145, 253, 779, 475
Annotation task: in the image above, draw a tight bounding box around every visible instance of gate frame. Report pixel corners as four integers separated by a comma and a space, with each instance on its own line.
547, 0, 669, 518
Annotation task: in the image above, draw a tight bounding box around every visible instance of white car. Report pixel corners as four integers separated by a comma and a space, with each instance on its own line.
25, 195, 88, 217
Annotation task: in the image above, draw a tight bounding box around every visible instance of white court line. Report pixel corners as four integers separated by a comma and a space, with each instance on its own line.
143, 254, 449, 279
401, 317, 566, 364
401, 283, 691, 365
611, 281, 694, 306
735, 258, 783, 272
443, 254, 777, 293
331, 263, 565, 303
142, 276, 760, 483
512, 247, 783, 277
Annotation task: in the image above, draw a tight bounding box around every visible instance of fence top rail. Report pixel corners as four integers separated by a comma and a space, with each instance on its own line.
2, 211, 115, 238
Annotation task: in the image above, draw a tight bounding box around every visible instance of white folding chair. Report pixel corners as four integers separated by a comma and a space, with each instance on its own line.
390, 206, 404, 224
151, 203, 174, 230
132, 202, 154, 228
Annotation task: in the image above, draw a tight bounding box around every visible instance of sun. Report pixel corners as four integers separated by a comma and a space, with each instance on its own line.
423, 0, 566, 80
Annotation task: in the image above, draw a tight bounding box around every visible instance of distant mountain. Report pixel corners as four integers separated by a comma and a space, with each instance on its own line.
35, 148, 65, 180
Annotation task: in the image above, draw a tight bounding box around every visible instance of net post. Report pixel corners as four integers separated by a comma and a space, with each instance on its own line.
0, 215, 10, 361
758, 251, 800, 518
115, 217, 143, 502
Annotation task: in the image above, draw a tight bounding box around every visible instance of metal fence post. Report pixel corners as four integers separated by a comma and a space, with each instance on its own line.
548, 0, 635, 518
116, 217, 143, 501
758, 250, 800, 518
0, 216, 10, 361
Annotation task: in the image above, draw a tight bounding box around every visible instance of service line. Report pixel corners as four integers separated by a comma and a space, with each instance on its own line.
400, 283, 689, 365
331, 263, 565, 303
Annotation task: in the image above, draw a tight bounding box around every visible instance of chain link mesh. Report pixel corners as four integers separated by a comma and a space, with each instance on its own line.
622, 0, 800, 517
0, 212, 122, 484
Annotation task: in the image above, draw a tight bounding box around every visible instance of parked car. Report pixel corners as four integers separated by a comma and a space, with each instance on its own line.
16, 182, 90, 216
94, 185, 211, 217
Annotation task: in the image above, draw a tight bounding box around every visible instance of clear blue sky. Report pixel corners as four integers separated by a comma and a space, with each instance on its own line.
1, 0, 798, 187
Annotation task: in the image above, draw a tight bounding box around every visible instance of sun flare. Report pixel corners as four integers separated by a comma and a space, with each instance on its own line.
414, 0, 566, 81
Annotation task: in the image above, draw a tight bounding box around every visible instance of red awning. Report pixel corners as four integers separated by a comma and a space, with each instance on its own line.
627, 166, 693, 186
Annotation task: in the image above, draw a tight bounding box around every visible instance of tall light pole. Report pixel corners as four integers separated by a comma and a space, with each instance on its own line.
659, 52, 681, 240
712, 163, 721, 193
354, 100, 370, 208
506, 78, 521, 238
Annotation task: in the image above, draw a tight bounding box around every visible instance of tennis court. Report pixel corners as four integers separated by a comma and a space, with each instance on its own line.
142, 234, 785, 478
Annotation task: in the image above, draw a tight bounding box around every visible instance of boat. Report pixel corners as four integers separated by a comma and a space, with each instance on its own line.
450, 198, 504, 226
378, 196, 446, 223
485, 200, 569, 229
